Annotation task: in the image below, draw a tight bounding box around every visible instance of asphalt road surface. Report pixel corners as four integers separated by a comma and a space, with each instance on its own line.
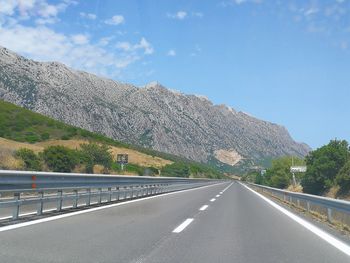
0, 181, 349, 263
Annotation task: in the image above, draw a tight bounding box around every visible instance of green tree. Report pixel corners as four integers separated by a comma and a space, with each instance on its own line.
15, 148, 42, 171
336, 160, 350, 193
301, 140, 350, 195
265, 156, 304, 189
43, 146, 78, 172
80, 143, 113, 173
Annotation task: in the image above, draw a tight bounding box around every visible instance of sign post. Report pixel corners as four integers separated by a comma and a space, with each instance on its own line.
117, 154, 129, 171
290, 166, 307, 186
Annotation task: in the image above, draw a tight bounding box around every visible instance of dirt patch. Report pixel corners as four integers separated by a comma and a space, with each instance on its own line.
214, 149, 242, 166
0, 138, 173, 169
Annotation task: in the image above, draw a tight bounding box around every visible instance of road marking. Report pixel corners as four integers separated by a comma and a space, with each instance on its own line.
210, 198, 216, 202
0, 182, 225, 232
241, 183, 350, 257
0, 206, 73, 221
216, 195, 220, 197
172, 218, 194, 233
221, 182, 233, 193
220, 192, 223, 194
199, 205, 209, 211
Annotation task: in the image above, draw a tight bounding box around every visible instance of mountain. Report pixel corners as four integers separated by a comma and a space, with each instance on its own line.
0, 46, 310, 172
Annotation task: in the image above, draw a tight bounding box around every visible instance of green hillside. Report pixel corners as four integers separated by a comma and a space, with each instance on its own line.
0, 99, 224, 179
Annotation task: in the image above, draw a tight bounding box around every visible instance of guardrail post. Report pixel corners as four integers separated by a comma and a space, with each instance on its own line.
86, 188, 91, 206
297, 199, 300, 207
289, 196, 292, 203
73, 190, 78, 209
116, 187, 120, 200
37, 191, 44, 215
283, 194, 286, 202
108, 187, 112, 202
306, 201, 310, 212
57, 190, 63, 211
327, 208, 333, 223
13, 193, 20, 220
98, 188, 102, 204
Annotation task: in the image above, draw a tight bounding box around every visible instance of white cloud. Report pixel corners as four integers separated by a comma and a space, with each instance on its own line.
105, 15, 125, 25
304, 7, 319, 17
167, 11, 187, 20
116, 37, 154, 55
167, 49, 176, 56
192, 12, 204, 18
0, 23, 151, 78
71, 34, 89, 45
0, 0, 76, 20
80, 12, 97, 20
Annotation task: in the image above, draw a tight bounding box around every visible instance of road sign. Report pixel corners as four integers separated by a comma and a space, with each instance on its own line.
290, 166, 307, 173
117, 154, 128, 164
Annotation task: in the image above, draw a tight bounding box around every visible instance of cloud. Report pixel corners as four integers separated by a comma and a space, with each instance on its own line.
116, 37, 154, 55
0, 23, 152, 78
105, 15, 125, 25
0, 0, 76, 20
192, 12, 204, 18
80, 12, 97, 20
167, 11, 187, 20
167, 49, 176, 56
220, 0, 262, 7
71, 34, 89, 45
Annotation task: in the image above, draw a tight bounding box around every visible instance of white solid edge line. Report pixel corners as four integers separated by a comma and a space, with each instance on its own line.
210, 198, 216, 202
0, 182, 225, 233
199, 205, 209, 211
241, 183, 350, 257
172, 218, 194, 233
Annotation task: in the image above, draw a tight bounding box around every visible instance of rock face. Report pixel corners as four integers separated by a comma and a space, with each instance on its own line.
0, 46, 310, 170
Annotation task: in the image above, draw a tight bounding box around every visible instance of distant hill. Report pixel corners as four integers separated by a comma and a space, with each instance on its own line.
0, 46, 311, 172
0, 99, 222, 178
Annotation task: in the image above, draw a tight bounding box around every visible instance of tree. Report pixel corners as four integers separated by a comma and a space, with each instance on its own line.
43, 146, 78, 172
80, 143, 113, 173
301, 140, 349, 195
265, 156, 304, 189
336, 160, 350, 193
15, 148, 42, 171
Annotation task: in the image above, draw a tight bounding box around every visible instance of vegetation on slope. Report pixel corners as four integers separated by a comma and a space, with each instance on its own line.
0, 100, 224, 179
242, 139, 350, 198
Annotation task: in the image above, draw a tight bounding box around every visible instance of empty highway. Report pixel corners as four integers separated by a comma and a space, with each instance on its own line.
0, 181, 350, 263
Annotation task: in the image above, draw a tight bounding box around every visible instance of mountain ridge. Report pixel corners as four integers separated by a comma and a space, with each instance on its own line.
0, 46, 310, 172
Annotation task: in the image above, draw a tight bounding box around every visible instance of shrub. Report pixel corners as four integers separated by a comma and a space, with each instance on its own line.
15, 148, 42, 171
80, 143, 113, 173
301, 140, 349, 194
336, 160, 350, 193
43, 146, 78, 172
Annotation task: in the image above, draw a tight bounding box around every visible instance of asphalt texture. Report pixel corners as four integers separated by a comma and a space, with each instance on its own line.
0, 181, 349, 263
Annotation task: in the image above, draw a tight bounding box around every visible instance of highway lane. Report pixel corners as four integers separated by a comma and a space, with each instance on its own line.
0, 181, 349, 262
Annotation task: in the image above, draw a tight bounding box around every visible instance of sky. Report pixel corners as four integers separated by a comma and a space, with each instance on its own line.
0, 0, 349, 149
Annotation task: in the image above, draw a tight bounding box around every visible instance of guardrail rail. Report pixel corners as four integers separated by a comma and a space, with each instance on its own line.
245, 182, 350, 226
0, 170, 220, 221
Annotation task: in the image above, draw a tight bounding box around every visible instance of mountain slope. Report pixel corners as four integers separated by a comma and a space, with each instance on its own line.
0, 46, 310, 171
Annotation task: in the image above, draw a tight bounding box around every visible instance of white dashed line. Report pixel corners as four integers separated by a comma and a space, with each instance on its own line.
199, 205, 209, 211
172, 218, 194, 233
216, 195, 220, 197
210, 198, 216, 202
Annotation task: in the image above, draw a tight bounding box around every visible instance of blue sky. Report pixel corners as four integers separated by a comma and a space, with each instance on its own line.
0, 0, 349, 149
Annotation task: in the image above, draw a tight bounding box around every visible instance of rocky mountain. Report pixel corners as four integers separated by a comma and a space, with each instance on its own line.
0, 46, 310, 172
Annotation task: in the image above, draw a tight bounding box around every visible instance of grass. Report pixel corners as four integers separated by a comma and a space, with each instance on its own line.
0, 99, 226, 179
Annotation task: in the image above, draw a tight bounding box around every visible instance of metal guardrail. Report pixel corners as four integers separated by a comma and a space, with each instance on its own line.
0, 170, 219, 221
245, 182, 350, 224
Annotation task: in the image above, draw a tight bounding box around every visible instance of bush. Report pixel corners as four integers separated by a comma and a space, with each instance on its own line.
43, 146, 78, 172
336, 160, 350, 193
161, 162, 190, 178
80, 143, 113, 173
15, 148, 42, 171
301, 140, 349, 194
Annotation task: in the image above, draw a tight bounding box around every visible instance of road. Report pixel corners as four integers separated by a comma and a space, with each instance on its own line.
0, 181, 349, 262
